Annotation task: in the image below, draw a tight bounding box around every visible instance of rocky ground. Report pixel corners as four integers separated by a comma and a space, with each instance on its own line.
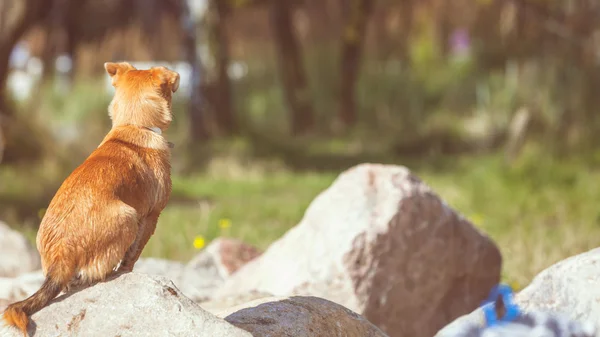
0, 163, 598, 336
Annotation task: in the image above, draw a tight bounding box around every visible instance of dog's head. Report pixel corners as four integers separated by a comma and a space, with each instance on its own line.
105, 62, 180, 131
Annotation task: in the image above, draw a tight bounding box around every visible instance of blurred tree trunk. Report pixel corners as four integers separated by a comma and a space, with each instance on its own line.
63, 0, 85, 81
338, 0, 373, 128
270, 0, 315, 135
207, 0, 236, 135
40, 11, 59, 82
181, 0, 210, 141
0, 0, 49, 113
0, 0, 53, 163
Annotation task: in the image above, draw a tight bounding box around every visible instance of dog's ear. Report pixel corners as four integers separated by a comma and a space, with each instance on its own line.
152, 66, 180, 93
104, 62, 136, 86
169, 72, 180, 93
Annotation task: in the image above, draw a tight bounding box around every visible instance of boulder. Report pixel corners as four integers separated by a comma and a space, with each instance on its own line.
133, 256, 221, 302
133, 257, 186, 277
133, 239, 260, 302
200, 290, 274, 315
0, 222, 40, 277
0, 273, 251, 337
436, 248, 600, 336
0, 270, 44, 301
0, 259, 189, 304
515, 247, 600, 328
222, 296, 389, 337
0, 238, 261, 306
0, 299, 8, 312
435, 308, 598, 337
215, 163, 502, 337
187, 237, 262, 278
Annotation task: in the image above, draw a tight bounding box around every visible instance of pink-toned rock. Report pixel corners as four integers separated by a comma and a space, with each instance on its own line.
132, 239, 261, 302
188, 237, 262, 278
215, 163, 502, 337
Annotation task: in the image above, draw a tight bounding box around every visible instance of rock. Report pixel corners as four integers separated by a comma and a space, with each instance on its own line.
215, 163, 502, 337
132, 238, 261, 302
0, 259, 190, 304
223, 296, 389, 337
188, 237, 262, 278
0, 270, 44, 301
0, 299, 9, 312
133, 257, 186, 277
200, 290, 274, 315
435, 308, 598, 337
514, 248, 600, 329
0, 273, 251, 337
436, 248, 600, 337
0, 238, 261, 306
131, 256, 221, 302
0, 222, 41, 277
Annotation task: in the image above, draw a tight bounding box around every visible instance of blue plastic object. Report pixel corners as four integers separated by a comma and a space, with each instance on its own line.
482, 284, 521, 327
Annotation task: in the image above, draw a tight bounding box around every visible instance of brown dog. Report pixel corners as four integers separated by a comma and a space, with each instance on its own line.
2, 62, 179, 336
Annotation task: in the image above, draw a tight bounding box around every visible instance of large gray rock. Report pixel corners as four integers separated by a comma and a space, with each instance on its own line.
0, 299, 8, 312
0, 273, 251, 337
0, 222, 40, 277
0, 238, 261, 306
200, 290, 274, 315
215, 163, 502, 337
133, 238, 261, 302
516, 248, 600, 328
436, 248, 600, 337
0, 270, 44, 301
133, 257, 221, 302
133, 257, 186, 277
222, 296, 389, 337
435, 308, 598, 337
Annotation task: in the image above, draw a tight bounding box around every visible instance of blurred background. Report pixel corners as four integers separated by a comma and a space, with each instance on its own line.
1, 0, 600, 288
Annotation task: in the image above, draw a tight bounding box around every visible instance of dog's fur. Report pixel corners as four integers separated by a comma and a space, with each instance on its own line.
2, 62, 179, 336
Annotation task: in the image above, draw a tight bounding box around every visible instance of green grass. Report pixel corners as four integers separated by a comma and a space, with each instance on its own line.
3, 141, 600, 291
143, 146, 600, 290
3, 73, 600, 292
146, 163, 336, 260
418, 148, 600, 289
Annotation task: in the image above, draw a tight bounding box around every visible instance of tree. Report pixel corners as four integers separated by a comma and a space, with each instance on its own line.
270, 0, 315, 135
206, 0, 236, 135
0, 0, 52, 113
181, 0, 210, 141
338, 0, 373, 127
0, 0, 54, 163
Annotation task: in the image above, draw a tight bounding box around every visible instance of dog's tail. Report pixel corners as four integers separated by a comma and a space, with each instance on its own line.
2, 261, 74, 336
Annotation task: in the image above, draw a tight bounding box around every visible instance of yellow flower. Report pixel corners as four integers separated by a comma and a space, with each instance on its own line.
218, 218, 232, 229
193, 236, 206, 249
509, 280, 521, 292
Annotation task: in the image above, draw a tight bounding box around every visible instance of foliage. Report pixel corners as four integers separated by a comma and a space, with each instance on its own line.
3, 0, 600, 292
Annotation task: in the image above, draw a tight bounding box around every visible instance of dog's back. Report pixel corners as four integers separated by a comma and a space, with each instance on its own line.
2, 62, 179, 336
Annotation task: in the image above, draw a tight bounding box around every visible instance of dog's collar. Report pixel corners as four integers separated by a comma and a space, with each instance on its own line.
145, 126, 162, 135
142, 126, 174, 148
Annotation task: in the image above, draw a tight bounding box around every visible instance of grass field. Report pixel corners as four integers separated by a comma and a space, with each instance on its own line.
4, 95, 600, 292
160, 148, 600, 290
3, 142, 600, 290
